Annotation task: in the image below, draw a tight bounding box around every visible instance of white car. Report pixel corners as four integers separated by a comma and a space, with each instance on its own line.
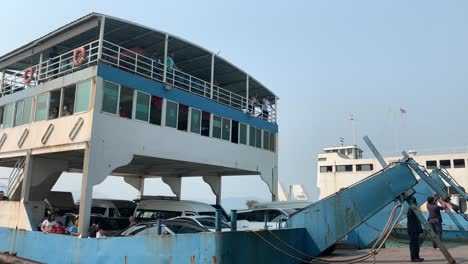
236, 208, 297, 230
134, 197, 217, 221
169, 216, 231, 232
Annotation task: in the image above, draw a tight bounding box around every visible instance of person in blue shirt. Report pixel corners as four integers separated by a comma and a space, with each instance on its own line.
68, 217, 80, 237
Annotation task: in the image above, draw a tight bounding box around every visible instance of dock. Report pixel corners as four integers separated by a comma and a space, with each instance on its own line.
317, 246, 468, 264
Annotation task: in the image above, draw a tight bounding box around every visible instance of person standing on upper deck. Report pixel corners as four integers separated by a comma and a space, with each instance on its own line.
261, 98, 271, 120
426, 194, 447, 248
48, 46, 59, 78
248, 95, 257, 115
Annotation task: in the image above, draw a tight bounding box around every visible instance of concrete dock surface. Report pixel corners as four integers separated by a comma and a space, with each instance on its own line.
317, 245, 468, 264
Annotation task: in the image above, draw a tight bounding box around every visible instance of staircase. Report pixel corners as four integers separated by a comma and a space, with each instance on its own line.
7, 157, 25, 200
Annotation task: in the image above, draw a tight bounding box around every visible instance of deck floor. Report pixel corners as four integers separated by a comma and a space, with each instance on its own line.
317, 245, 468, 264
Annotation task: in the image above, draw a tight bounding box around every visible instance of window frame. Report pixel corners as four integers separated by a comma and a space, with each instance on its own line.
74, 79, 92, 114
134, 90, 151, 122
165, 100, 179, 128
101, 80, 121, 115
35, 93, 50, 122
190, 107, 202, 134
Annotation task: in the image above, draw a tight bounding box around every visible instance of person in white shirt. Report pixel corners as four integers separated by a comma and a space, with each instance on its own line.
261, 98, 271, 120
41, 214, 57, 233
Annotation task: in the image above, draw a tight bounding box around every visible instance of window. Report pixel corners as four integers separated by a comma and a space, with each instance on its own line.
239, 123, 247, 144
61, 85, 76, 117
269, 133, 275, 152
231, 120, 238, 143
212, 115, 222, 139
14, 100, 24, 126
177, 104, 189, 131
453, 159, 465, 168
426, 160, 437, 170
336, 165, 353, 172
75, 80, 91, 113
320, 166, 333, 172
263, 131, 270, 150
48, 90, 61, 120
222, 118, 230, 141
102, 81, 119, 114
165, 101, 178, 128
119, 86, 133, 118
249, 126, 256, 147
256, 128, 262, 148
440, 160, 451, 168
190, 108, 201, 134
149, 96, 163, 125
135, 91, 150, 122
3, 103, 14, 128
201, 111, 210, 137
356, 164, 373, 171
35, 94, 49, 122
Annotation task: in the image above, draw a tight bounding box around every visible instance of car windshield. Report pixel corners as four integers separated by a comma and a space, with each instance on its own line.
91, 207, 106, 215
196, 218, 230, 229
282, 209, 297, 216
135, 209, 181, 220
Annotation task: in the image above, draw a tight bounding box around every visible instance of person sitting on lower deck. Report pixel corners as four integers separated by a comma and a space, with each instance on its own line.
68, 217, 80, 237
0, 191, 8, 201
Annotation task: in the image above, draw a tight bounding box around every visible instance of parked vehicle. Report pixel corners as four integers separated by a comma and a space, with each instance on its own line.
236, 208, 297, 230
168, 216, 231, 231
114, 219, 210, 237
134, 197, 217, 222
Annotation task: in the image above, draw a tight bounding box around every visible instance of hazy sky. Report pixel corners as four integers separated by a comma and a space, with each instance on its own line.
1, 1, 468, 207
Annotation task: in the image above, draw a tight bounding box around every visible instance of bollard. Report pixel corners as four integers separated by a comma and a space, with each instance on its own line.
215, 209, 222, 232
156, 219, 163, 235
230, 210, 237, 232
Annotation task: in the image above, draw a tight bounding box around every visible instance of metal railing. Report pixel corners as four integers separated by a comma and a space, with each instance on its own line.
0, 40, 100, 97
0, 39, 277, 123
7, 156, 25, 198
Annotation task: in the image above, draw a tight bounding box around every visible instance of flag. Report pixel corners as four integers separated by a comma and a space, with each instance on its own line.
400, 108, 406, 114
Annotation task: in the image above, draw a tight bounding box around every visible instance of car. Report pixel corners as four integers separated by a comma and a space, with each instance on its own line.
168, 216, 231, 231
114, 219, 210, 237
133, 197, 218, 222
236, 208, 297, 230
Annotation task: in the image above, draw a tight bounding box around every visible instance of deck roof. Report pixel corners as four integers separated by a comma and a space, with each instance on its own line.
0, 13, 277, 100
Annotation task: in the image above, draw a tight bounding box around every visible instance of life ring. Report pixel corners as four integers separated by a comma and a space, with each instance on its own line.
23, 67, 35, 84
73, 47, 86, 66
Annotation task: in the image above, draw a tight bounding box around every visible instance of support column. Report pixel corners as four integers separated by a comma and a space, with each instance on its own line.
78, 146, 94, 238
20, 152, 33, 203
202, 175, 222, 205
97, 16, 106, 60
162, 176, 181, 199
163, 34, 169, 83
124, 176, 145, 199
210, 54, 215, 99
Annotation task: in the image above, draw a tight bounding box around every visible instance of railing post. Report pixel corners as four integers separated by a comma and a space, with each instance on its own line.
230, 210, 237, 232
37, 53, 43, 82
263, 210, 268, 229
215, 209, 222, 232
97, 16, 106, 60
274, 96, 278, 123
135, 54, 138, 73
245, 75, 249, 113
0, 69, 5, 95
210, 53, 215, 99
163, 34, 168, 83
117, 46, 121, 66
156, 219, 163, 235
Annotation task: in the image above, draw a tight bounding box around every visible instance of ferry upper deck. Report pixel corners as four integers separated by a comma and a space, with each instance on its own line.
0, 13, 279, 236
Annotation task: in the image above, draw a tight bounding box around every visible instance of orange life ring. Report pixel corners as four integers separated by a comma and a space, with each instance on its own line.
73, 47, 86, 66
23, 67, 35, 84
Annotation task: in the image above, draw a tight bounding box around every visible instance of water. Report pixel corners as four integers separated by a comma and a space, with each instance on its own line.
386, 238, 465, 248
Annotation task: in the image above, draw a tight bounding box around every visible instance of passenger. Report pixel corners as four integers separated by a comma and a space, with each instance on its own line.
88, 223, 98, 238
248, 95, 257, 115
49, 107, 59, 120
0, 191, 8, 200
407, 198, 424, 262
427, 194, 447, 248
53, 222, 66, 234
68, 217, 80, 237
62, 105, 72, 116
96, 224, 106, 238
166, 52, 177, 83
119, 106, 129, 118
129, 216, 136, 226
261, 98, 271, 120
150, 51, 161, 78
48, 46, 59, 78
41, 214, 57, 233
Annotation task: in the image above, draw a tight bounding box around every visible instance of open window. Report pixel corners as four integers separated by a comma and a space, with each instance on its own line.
149, 96, 163, 125
239, 123, 247, 145
119, 86, 134, 118
201, 111, 210, 137
61, 85, 75, 117
177, 104, 189, 131
231, 120, 238, 143
48, 90, 61, 120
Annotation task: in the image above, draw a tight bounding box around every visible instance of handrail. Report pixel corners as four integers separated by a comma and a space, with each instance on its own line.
0, 39, 277, 124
